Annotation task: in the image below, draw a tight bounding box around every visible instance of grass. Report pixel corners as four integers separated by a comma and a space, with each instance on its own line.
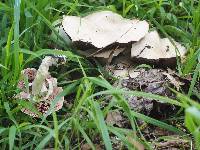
0, 0, 200, 149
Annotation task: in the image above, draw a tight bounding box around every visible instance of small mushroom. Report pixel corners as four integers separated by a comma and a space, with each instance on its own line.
62, 11, 149, 49
16, 56, 65, 117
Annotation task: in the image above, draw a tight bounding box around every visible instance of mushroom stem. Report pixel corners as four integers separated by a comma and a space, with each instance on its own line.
32, 56, 57, 97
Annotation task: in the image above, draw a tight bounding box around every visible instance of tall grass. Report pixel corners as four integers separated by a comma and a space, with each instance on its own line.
0, 0, 199, 149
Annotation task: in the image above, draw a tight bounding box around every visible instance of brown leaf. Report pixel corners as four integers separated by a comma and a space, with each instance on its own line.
106, 111, 123, 127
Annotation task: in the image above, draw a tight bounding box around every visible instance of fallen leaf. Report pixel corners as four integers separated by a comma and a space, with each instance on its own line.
106, 111, 123, 127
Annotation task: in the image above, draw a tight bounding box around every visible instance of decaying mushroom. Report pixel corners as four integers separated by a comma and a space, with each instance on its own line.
106, 62, 184, 115
131, 31, 187, 66
16, 56, 65, 117
62, 11, 149, 49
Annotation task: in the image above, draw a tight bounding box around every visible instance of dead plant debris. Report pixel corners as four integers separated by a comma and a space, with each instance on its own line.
106, 63, 182, 115
106, 110, 124, 127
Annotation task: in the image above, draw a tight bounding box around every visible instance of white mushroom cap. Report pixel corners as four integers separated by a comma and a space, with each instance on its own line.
131, 31, 162, 59
160, 38, 187, 58
62, 11, 149, 49
131, 31, 187, 59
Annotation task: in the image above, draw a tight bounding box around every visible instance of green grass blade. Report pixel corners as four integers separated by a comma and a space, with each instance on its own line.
52, 112, 59, 150
24, 0, 68, 46
194, 129, 200, 149
20, 125, 52, 132
9, 125, 16, 150
23, 49, 79, 65
35, 133, 53, 150
92, 101, 112, 150
3, 25, 13, 76
108, 126, 134, 149
74, 119, 95, 150
16, 100, 42, 117
0, 64, 8, 70
185, 107, 200, 132
13, 0, 21, 80
0, 2, 12, 12
34, 118, 71, 150
88, 77, 183, 107
164, 25, 191, 42
188, 63, 200, 97
131, 111, 185, 135
0, 128, 7, 135
113, 94, 136, 130
87, 89, 183, 107
4, 102, 17, 126
183, 49, 200, 75
87, 76, 117, 89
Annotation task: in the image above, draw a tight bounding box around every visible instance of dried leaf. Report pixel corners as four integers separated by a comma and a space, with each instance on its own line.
106, 111, 123, 127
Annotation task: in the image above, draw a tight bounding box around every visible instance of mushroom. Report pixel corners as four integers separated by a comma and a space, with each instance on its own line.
62, 11, 149, 49
16, 56, 65, 117
131, 31, 187, 66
